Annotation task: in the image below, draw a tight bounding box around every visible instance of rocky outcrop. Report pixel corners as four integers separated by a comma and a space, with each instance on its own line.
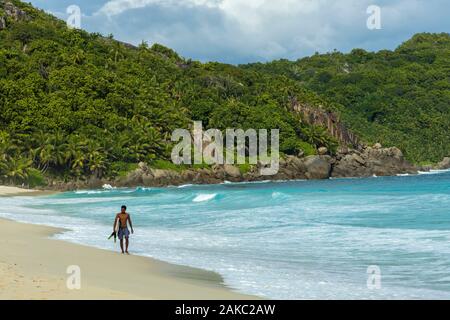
224, 165, 241, 179
119, 146, 417, 186
331, 145, 417, 178
44, 145, 422, 191
66, 145, 417, 190
275, 156, 307, 180
113, 155, 333, 188
435, 157, 450, 170
0, 1, 29, 25
0, 16, 6, 30
304, 156, 332, 179
290, 101, 362, 150
318, 147, 328, 155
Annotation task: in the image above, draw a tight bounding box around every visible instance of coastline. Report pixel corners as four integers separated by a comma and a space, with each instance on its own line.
44, 150, 450, 192
3, 151, 448, 193
0, 186, 57, 197
0, 218, 258, 300
1, 172, 449, 299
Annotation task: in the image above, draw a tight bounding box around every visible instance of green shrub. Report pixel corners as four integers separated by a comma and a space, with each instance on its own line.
26, 168, 46, 188
238, 163, 252, 175
110, 162, 139, 177
151, 159, 185, 172
298, 142, 316, 156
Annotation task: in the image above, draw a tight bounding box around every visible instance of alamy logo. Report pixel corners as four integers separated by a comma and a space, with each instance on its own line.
66, 265, 81, 290
171, 121, 280, 175
367, 5, 382, 30
66, 5, 81, 29
367, 265, 382, 290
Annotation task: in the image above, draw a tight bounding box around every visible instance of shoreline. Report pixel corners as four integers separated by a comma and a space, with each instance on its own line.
42, 168, 450, 192
0, 186, 57, 197
3, 154, 448, 193
4, 167, 449, 195
43, 152, 450, 192
0, 218, 258, 300
2, 171, 449, 299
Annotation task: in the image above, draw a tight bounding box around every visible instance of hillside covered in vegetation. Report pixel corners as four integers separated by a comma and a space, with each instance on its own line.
243, 33, 450, 164
0, 0, 342, 186
0, 0, 448, 187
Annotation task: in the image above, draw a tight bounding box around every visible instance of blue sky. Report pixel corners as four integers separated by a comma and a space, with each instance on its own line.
29, 0, 450, 64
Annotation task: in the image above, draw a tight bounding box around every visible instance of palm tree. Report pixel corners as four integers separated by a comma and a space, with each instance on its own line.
52, 131, 69, 167
0, 154, 8, 179
301, 125, 329, 148
37, 143, 55, 173
87, 151, 106, 178
65, 135, 84, 169
4, 157, 33, 183
71, 151, 86, 176
72, 49, 85, 65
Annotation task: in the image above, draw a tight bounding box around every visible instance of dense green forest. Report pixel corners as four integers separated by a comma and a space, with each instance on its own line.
243, 33, 450, 164
0, 0, 339, 185
0, 1, 448, 186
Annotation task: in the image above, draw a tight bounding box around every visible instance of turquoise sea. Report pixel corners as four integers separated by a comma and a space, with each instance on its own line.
1, 170, 449, 299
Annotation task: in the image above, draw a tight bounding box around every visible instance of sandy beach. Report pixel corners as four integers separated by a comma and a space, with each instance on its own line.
0, 186, 55, 197
0, 187, 256, 300
0, 218, 257, 300
0, 186, 38, 196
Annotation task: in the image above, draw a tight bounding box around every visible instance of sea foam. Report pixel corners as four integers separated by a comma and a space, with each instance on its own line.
193, 194, 217, 202
1, 170, 450, 300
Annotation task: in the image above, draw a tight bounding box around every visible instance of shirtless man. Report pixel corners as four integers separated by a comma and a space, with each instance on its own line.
113, 205, 134, 254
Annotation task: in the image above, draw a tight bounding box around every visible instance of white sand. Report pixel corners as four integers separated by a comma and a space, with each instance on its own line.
0, 218, 257, 300
0, 186, 36, 196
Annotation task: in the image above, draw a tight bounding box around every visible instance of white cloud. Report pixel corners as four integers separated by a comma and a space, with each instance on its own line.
98, 0, 323, 19
94, 0, 377, 61
31, 0, 450, 63
98, 0, 222, 16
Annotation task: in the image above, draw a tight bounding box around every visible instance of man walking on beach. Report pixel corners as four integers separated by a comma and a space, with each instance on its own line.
113, 205, 134, 254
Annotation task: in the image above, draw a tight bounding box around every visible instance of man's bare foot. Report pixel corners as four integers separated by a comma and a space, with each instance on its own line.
126, 251, 130, 255
121, 251, 125, 254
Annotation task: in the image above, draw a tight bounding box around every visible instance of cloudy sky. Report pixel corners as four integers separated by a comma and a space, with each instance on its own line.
29, 0, 449, 64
